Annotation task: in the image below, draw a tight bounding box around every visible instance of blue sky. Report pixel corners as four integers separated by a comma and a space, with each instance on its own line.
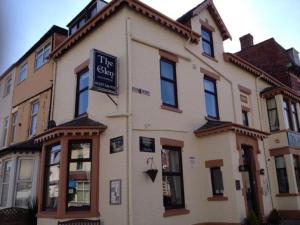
1, 0, 299, 75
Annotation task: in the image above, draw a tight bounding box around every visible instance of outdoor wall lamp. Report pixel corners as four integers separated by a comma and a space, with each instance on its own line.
238, 165, 248, 172
144, 157, 158, 182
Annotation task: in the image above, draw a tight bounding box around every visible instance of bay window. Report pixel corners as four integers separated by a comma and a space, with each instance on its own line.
43, 144, 61, 210
67, 141, 92, 210
293, 155, 300, 192
275, 156, 289, 193
161, 146, 185, 209
0, 160, 12, 207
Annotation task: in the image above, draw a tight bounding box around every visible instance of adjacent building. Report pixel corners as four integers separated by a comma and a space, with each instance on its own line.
0, 26, 67, 209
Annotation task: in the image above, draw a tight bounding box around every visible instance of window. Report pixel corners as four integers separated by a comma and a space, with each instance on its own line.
67, 141, 92, 210
201, 27, 214, 57
293, 155, 300, 192
43, 144, 61, 210
160, 59, 178, 108
35, 43, 51, 70
29, 101, 39, 136
210, 167, 224, 196
19, 63, 28, 82
161, 146, 185, 209
275, 156, 289, 193
242, 110, 249, 126
4, 76, 12, 96
1, 116, 9, 148
204, 76, 219, 119
266, 98, 279, 131
11, 112, 17, 143
283, 99, 292, 129
15, 159, 34, 207
291, 102, 299, 132
0, 160, 12, 207
75, 70, 89, 117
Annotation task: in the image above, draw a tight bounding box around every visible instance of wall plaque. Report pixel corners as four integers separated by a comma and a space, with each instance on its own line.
139, 137, 155, 152
90, 49, 118, 95
110, 136, 124, 154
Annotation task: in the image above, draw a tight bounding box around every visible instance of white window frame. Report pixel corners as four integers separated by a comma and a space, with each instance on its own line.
0, 159, 12, 207
18, 63, 28, 82
11, 112, 18, 143
29, 101, 39, 136
1, 116, 9, 148
13, 158, 34, 207
35, 43, 51, 70
3, 76, 12, 97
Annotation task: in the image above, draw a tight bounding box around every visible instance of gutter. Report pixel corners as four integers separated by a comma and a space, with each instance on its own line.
126, 17, 133, 225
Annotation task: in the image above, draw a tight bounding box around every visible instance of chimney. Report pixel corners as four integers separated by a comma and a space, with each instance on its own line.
240, 34, 254, 50
286, 48, 300, 66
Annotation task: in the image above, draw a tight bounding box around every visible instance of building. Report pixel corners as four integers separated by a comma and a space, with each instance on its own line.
0, 25, 68, 209
235, 33, 300, 220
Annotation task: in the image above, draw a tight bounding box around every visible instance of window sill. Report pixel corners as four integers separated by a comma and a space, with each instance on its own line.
202, 53, 218, 63
205, 116, 219, 121
276, 193, 300, 197
207, 196, 228, 201
163, 208, 190, 217
161, 105, 182, 113
37, 211, 100, 219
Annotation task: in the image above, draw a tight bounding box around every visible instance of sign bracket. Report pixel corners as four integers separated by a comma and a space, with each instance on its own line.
106, 94, 118, 106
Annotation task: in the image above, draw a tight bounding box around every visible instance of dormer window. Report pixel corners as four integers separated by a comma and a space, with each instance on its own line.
201, 27, 214, 58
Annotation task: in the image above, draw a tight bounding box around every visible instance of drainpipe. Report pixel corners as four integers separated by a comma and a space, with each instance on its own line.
50, 59, 57, 121
184, 37, 237, 123
126, 17, 133, 225
255, 74, 275, 209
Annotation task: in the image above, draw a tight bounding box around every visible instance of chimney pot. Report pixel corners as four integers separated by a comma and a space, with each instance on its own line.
240, 34, 254, 50
286, 48, 300, 66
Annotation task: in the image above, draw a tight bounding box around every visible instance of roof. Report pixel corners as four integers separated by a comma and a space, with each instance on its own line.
177, 0, 231, 41
52, 0, 200, 58
194, 120, 269, 140
35, 115, 107, 143
0, 63, 16, 82
0, 138, 42, 156
260, 86, 300, 101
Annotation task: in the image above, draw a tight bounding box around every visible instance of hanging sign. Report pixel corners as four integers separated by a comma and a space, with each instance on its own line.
90, 49, 118, 95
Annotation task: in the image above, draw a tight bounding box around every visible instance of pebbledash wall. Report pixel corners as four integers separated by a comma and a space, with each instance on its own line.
35, 1, 290, 225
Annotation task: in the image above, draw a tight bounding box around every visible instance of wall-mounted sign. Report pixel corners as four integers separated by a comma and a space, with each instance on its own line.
90, 49, 118, 95
110, 136, 124, 154
189, 157, 196, 169
110, 179, 121, 205
132, 87, 150, 96
235, 180, 241, 190
139, 137, 155, 153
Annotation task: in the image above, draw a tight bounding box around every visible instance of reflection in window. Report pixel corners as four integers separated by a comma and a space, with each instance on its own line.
283, 100, 292, 130
35, 43, 51, 70
0, 160, 12, 207
275, 156, 289, 193
201, 27, 214, 57
266, 98, 279, 131
43, 144, 61, 209
291, 102, 299, 132
67, 141, 92, 210
161, 146, 184, 209
29, 101, 39, 136
15, 159, 33, 207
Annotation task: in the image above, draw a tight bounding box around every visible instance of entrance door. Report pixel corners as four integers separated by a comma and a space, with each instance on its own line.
241, 145, 259, 216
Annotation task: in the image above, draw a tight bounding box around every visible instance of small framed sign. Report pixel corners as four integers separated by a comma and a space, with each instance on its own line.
110, 179, 121, 205
139, 137, 155, 153
235, 180, 241, 190
110, 136, 124, 154
90, 49, 118, 95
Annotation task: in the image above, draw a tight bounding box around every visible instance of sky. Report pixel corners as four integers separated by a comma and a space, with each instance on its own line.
0, 0, 300, 75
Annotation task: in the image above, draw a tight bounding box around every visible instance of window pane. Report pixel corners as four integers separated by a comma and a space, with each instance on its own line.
162, 149, 180, 172
204, 79, 215, 93
71, 142, 91, 159
275, 156, 285, 169
18, 159, 33, 180
162, 176, 183, 208
161, 80, 176, 106
15, 182, 32, 207
19, 64, 27, 81
275, 156, 289, 193
267, 98, 276, 109
283, 110, 290, 129
202, 42, 212, 56
0, 184, 9, 206
268, 110, 279, 131
160, 60, 174, 80
32, 102, 39, 114
205, 92, 217, 118
30, 115, 38, 135
242, 111, 249, 126
36, 51, 44, 69
78, 90, 88, 115
3, 160, 12, 183
79, 71, 89, 90
211, 168, 224, 195
49, 145, 61, 165
43, 44, 51, 61
201, 29, 211, 41
78, 18, 85, 28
